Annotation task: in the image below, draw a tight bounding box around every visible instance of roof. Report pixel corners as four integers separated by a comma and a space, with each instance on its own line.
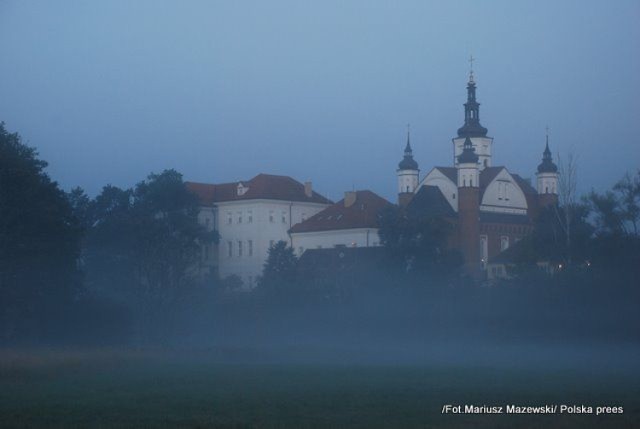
434, 167, 458, 183
186, 174, 332, 206
479, 166, 504, 189
406, 186, 456, 219
457, 137, 479, 164
289, 190, 392, 233
512, 174, 537, 195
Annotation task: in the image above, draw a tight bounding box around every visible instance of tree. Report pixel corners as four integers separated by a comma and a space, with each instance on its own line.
0, 123, 82, 341
555, 150, 579, 265
378, 205, 461, 283
83, 169, 217, 341
587, 171, 640, 237
258, 241, 299, 298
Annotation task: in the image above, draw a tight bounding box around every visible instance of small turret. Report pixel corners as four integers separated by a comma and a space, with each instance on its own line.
397, 125, 420, 206
536, 129, 559, 208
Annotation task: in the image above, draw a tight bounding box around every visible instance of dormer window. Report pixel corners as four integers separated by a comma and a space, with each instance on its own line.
237, 182, 248, 196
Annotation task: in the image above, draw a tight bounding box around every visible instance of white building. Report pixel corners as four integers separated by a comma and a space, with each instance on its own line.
187, 174, 331, 288
290, 190, 392, 254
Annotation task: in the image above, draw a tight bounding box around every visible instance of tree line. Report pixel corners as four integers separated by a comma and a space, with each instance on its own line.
1, 122, 639, 345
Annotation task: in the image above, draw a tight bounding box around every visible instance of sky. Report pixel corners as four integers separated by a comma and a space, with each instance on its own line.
0, 0, 638, 202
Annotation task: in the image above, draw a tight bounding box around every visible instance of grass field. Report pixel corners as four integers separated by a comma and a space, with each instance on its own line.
1, 348, 639, 428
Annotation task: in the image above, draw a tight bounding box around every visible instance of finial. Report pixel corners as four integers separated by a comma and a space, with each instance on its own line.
545, 126, 550, 150
405, 123, 412, 152
468, 54, 475, 83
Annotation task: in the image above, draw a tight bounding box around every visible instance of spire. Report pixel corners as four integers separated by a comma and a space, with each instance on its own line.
404, 123, 412, 153
537, 128, 558, 173
457, 136, 479, 164
457, 57, 488, 138
398, 124, 418, 170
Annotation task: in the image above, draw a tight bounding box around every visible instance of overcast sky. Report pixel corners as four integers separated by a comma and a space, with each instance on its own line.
0, 1, 638, 201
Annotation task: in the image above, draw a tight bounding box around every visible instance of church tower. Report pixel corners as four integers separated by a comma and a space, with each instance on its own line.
536, 131, 559, 208
397, 126, 419, 207
457, 136, 481, 278
452, 58, 493, 170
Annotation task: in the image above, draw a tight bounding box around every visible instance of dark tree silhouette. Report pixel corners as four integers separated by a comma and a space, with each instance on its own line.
0, 123, 82, 341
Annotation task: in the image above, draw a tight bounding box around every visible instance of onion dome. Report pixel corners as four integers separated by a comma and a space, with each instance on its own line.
457, 136, 479, 164
398, 128, 419, 170
537, 138, 558, 173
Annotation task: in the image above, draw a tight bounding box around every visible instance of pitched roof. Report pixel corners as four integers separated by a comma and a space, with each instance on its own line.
289, 190, 392, 233
186, 174, 332, 206
511, 174, 537, 195
406, 185, 456, 218
434, 167, 458, 183
479, 166, 504, 189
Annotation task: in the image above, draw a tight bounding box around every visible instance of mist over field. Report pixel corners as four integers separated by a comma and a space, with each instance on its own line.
1, 1, 639, 428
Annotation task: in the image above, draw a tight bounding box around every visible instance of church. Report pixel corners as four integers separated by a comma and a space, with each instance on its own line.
187, 68, 559, 286
397, 68, 559, 278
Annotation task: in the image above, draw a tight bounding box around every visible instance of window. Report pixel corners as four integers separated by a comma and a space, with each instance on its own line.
501, 236, 509, 251
248, 240, 253, 256
227, 241, 232, 257
281, 211, 286, 223
269, 211, 274, 223
452, 193, 456, 199
248, 210, 253, 223
237, 212, 242, 224
227, 212, 232, 225
238, 240, 243, 257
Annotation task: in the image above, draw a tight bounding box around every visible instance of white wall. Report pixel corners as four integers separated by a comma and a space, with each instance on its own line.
213, 199, 329, 289
291, 228, 381, 256
452, 136, 493, 170
397, 170, 419, 194
536, 172, 558, 195
480, 169, 528, 215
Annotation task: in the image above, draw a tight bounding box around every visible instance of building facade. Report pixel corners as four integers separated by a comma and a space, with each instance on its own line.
399, 71, 559, 278
186, 174, 331, 288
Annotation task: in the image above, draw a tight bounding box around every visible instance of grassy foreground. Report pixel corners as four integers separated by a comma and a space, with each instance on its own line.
1, 348, 639, 428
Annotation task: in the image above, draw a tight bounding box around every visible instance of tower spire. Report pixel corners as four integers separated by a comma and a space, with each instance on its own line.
457, 57, 488, 138
405, 123, 412, 153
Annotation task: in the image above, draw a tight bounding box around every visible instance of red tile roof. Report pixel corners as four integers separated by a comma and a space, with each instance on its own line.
289, 190, 392, 233
186, 174, 332, 206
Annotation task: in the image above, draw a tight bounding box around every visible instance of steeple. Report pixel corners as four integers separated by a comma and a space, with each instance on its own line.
398, 124, 419, 170
537, 131, 558, 173
457, 56, 488, 138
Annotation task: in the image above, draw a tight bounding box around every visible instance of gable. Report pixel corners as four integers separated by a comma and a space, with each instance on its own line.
480, 168, 528, 214
419, 167, 458, 211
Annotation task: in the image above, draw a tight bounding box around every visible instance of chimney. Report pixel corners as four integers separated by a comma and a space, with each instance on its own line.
344, 191, 357, 207
304, 181, 312, 198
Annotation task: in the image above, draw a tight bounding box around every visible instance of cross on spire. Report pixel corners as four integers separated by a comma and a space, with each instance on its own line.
468, 55, 475, 82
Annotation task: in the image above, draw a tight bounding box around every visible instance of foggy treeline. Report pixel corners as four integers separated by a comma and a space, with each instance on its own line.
1, 122, 639, 354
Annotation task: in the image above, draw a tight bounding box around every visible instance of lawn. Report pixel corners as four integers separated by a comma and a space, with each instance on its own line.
1, 348, 639, 428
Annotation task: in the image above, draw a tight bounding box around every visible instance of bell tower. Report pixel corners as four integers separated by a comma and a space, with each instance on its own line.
452, 56, 493, 170
397, 125, 419, 207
